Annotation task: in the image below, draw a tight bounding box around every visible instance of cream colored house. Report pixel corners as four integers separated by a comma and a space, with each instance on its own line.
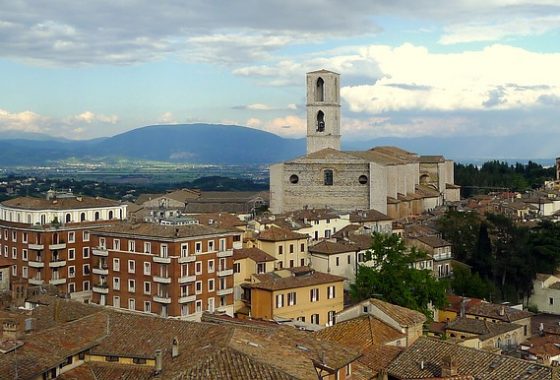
249, 227, 309, 269
529, 273, 560, 315
308, 240, 360, 289
242, 267, 344, 329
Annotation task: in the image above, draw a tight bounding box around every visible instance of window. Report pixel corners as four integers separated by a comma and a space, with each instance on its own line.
113, 258, 120, 271
208, 279, 215, 292
143, 281, 151, 295
233, 262, 241, 273
11, 231, 16, 242
289, 244, 294, 254
196, 300, 202, 313
325, 229, 331, 238
316, 110, 325, 132
22, 266, 28, 279
207, 297, 215, 312
113, 296, 120, 308
195, 261, 202, 275
324, 169, 333, 185
144, 242, 151, 254
128, 240, 135, 252
195, 281, 202, 294
311, 313, 320, 325
144, 301, 151, 313
328, 310, 336, 326
300, 243, 305, 252
181, 304, 190, 316
99, 237, 106, 248
310, 288, 319, 302
288, 291, 296, 306
257, 263, 266, 274
83, 230, 90, 241
316, 77, 324, 101
22, 232, 28, 243
68, 248, 75, 261
208, 240, 215, 252
22, 249, 28, 261
327, 286, 336, 299
128, 260, 135, 274
289, 174, 299, 184
550, 297, 554, 305
358, 175, 368, 184
68, 266, 76, 278
219, 238, 226, 251
195, 242, 202, 253
160, 244, 168, 257
113, 277, 120, 290
300, 258, 306, 266
11, 265, 16, 277
113, 239, 120, 250
336, 257, 340, 266
68, 231, 75, 243
68, 283, 76, 293
83, 247, 90, 259
128, 279, 135, 292
83, 281, 90, 291
276, 294, 284, 308
128, 298, 135, 310
180, 243, 188, 257
143, 262, 151, 276
208, 260, 215, 273
289, 259, 294, 268
11, 247, 17, 259
278, 246, 283, 255
94, 211, 100, 221
347, 255, 351, 264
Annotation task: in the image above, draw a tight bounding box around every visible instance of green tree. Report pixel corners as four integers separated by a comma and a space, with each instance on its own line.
450, 265, 496, 300
349, 233, 447, 320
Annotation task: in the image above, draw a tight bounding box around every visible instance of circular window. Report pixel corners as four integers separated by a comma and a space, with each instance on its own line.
358, 175, 368, 184
289, 174, 299, 184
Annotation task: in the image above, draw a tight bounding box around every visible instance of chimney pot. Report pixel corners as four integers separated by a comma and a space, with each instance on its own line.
155, 349, 163, 373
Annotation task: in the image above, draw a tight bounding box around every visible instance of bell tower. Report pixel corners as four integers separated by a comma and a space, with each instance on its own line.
306, 69, 341, 154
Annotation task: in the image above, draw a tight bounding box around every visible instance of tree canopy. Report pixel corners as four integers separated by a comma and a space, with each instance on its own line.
349, 233, 447, 320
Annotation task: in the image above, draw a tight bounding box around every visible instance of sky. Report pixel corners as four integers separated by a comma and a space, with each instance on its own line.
1, 0, 560, 157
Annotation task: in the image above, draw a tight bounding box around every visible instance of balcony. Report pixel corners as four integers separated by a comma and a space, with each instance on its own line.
49, 278, 67, 286
49, 260, 66, 268
49, 242, 66, 250
28, 261, 44, 268
93, 247, 108, 256
93, 285, 109, 294
28, 243, 44, 250
217, 250, 233, 258
178, 275, 196, 284
153, 295, 172, 304
92, 267, 109, 276
152, 256, 171, 264
178, 295, 196, 303
217, 269, 234, 277
153, 275, 172, 284
28, 278, 44, 285
178, 255, 196, 264
216, 288, 233, 296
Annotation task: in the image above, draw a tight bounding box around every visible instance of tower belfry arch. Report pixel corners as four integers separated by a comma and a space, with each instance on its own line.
306, 70, 341, 154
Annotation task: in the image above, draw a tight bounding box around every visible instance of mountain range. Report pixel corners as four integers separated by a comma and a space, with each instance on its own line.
0, 124, 556, 166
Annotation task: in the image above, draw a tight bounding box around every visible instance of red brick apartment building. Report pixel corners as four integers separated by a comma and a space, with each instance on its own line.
90, 222, 239, 319
0, 192, 126, 302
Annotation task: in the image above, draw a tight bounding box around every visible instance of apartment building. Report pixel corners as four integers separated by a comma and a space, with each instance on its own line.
90, 222, 241, 320
407, 235, 453, 279
242, 267, 344, 328
0, 192, 126, 301
249, 226, 309, 270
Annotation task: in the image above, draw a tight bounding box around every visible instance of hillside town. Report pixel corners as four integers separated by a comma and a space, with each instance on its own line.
0, 71, 559, 380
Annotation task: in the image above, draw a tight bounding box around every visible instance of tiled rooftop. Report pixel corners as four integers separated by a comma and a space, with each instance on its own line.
257, 226, 308, 242
370, 298, 426, 326
234, 247, 276, 262
466, 303, 534, 323
92, 221, 234, 239
251, 268, 345, 291
2, 195, 120, 210
308, 240, 360, 255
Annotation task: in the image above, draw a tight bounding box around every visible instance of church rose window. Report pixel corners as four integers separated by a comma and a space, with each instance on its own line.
289, 175, 299, 184
358, 175, 368, 184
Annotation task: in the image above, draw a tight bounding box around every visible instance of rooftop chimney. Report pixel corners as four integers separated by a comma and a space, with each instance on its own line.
24, 318, 34, 334
172, 337, 179, 358
2, 320, 17, 340
441, 355, 458, 377
499, 305, 505, 316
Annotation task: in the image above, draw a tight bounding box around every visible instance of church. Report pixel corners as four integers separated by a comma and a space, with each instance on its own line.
269, 69, 460, 219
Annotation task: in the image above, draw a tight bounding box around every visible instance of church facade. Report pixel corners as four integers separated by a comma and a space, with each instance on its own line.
270, 69, 460, 217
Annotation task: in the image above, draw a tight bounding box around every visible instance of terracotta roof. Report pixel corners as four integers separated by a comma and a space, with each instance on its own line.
414, 235, 452, 248
192, 212, 247, 228
370, 298, 426, 326
444, 295, 485, 313
251, 268, 344, 291
234, 247, 276, 262
387, 337, 553, 379
446, 317, 522, 340
308, 240, 360, 255
92, 222, 235, 239
59, 362, 153, 380
466, 303, 534, 323
257, 226, 308, 242
350, 209, 392, 223
285, 207, 340, 222
2, 195, 121, 210
524, 334, 560, 359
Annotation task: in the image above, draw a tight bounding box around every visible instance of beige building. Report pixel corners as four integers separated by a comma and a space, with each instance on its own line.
465, 302, 533, 341
308, 240, 360, 289
270, 70, 459, 217
242, 267, 344, 328
232, 247, 276, 313
407, 235, 453, 279
530, 273, 560, 315
444, 316, 524, 352
249, 226, 309, 269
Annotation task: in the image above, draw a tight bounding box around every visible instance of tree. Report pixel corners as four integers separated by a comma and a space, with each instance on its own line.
450, 265, 496, 300
349, 233, 447, 320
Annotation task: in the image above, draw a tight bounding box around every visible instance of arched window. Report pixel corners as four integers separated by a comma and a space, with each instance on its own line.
65, 213, 72, 223
316, 77, 324, 102
27, 214, 31, 224
119, 209, 123, 220
317, 111, 325, 132
108, 210, 114, 220
324, 169, 333, 186
40, 214, 46, 225
80, 212, 86, 222
94, 211, 100, 221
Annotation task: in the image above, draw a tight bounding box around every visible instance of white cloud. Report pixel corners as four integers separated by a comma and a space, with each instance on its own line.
0, 109, 47, 133
72, 111, 118, 124
158, 112, 176, 123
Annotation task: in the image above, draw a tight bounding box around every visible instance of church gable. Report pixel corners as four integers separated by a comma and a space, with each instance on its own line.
288, 148, 368, 164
